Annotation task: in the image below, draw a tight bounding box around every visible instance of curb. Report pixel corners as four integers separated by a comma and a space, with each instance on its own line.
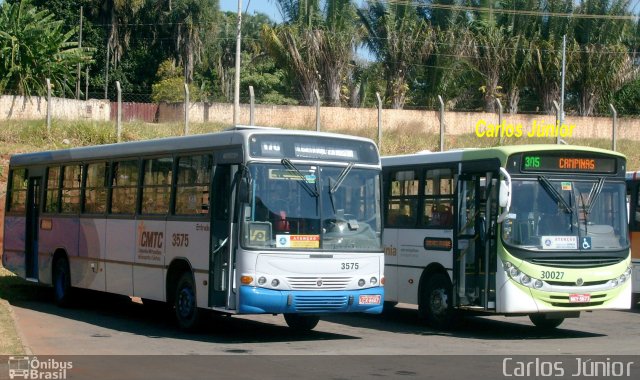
1, 299, 33, 355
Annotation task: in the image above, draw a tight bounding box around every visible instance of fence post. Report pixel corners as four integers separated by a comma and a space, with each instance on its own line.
438, 95, 445, 152
610, 103, 617, 151
249, 85, 255, 126
46, 78, 52, 134
376, 92, 382, 150
116, 81, 121, 142
552, 100, 560, 144
314, 90, 321, 132
496, 98, 503, 145
184, 83, 190, 135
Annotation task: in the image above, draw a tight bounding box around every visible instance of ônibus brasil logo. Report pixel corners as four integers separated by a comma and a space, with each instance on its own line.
8, 356, 72, 379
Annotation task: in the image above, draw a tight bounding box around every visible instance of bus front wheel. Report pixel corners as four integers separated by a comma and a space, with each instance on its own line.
53, 256, 73, 307
529, 314, 564, 329
174, 272, 201, 331
284, 314, 320, 331
420, 273, 455, 330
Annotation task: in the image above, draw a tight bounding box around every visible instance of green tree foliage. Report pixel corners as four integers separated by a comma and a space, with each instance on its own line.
0, 0, 93, 96
359, 0, 436, 109
151, 59, 203, 102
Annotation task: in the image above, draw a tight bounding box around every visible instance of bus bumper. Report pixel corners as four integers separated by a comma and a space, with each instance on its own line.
238, 286, 384, 314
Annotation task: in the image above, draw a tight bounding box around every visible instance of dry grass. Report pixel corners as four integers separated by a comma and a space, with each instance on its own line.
0, 267, 26, 355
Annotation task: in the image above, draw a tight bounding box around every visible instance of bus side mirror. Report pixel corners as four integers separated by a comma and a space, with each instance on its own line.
238, 177, 251, 203
499, 180, 510, 208
497, 168, 512, 223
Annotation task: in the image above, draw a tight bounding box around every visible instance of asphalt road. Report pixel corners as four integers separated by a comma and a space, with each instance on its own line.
3, 285, 640, 379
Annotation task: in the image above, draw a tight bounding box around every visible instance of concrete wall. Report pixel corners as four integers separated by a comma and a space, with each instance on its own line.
0, 95, 110, 121
2, 96, 639, 141
156, 101, 640, 141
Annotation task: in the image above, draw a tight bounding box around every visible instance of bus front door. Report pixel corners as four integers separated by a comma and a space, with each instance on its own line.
209, 164, 232, 308
455, 171, 497, 310
25, 177, 41, 280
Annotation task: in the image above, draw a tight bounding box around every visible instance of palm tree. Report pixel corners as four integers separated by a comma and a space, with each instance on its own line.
0, 0, 93, 96
572, 0, 637, 116
358, 0, 435, 109
262, 0, 322, 105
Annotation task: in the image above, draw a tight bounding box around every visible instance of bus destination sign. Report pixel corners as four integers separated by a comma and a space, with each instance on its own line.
521, 154, 616, 174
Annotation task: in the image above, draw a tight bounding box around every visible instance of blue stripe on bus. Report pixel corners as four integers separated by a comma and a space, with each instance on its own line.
238, 286, 384, 314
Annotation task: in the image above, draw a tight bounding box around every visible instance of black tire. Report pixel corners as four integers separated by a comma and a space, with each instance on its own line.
632, 293, 640, 308
284, 314, 320, 331
52, 256, 73, 307
174, 272, 201, 331
419, 273, 455, 330
142, 298, 167, 312
529, 314, 564, 329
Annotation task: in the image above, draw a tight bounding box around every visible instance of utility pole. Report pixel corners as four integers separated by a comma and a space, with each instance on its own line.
104, 36, 110, 99
559, 34, 566, 132
76, 6, 83, 99
233, 0, 242, 125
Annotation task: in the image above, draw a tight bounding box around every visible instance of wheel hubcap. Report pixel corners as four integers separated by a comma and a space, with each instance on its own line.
431, 288, 448, 317
178, 287, 194, 319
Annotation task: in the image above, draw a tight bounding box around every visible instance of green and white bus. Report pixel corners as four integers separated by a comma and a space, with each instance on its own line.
382, 145, 631, 329
3, 126, 384, 331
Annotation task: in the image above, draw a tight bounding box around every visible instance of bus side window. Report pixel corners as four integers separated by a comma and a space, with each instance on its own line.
423, 168, 454, 228
110, 160, 139, 214
141, 157, 173, 215
61, 165, 82, 214
175, 154, 212, 215
44, 166, 61, 213
7, 168, 28, 214
386, 170, 418, 228
83, 162, 108, 214
636, 184, 640, 225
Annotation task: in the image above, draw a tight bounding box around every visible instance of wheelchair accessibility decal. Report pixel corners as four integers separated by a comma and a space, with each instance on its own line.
581, 237, 592, 250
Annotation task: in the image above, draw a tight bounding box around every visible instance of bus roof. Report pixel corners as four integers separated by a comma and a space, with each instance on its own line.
627, 171, 640, 181
9, 126, 377, 166
382, 144, 626, 167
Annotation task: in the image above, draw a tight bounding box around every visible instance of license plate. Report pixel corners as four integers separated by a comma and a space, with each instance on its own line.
569, 294, 591, 303
358, 295, 381, 305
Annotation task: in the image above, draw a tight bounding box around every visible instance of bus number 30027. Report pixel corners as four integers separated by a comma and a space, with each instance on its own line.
540, 270, 564, 280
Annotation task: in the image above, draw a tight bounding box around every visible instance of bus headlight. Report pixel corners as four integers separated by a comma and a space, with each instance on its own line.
271, 279, 280, 287
509, 267, 520, 278
258, 277, 267, 285
533, 279, 543, 289
503, 261, 514, 271
520, 275, 531, 286
611, 279, 619, 288
358, 279, 366, 287
370, 277, 378, 285
619, 275, 627, 283
624, 267, 632, 278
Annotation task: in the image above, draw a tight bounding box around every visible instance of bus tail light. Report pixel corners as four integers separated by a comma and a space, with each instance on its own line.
241, 276, 254, 285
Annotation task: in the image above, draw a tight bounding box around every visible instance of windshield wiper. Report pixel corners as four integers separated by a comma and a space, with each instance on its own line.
586, 177, 606, 214
330, 163, 354, 194
538, 176, 573, 213
281, 158, 319, 197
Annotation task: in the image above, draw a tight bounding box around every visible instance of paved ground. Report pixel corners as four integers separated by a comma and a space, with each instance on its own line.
3, 286, 639, 379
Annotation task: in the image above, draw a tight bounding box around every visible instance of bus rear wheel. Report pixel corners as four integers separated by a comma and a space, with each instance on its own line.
419, 273, 455, 330
53, 256, 73, 307
174, 272, 201, 331
529, 314, 564, 329
284, 314, 320, 331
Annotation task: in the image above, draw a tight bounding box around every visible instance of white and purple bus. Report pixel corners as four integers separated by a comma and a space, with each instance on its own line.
3, 126, 384, 330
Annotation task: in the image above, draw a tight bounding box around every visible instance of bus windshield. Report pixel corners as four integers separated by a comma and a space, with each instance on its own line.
502, 178, 629, 252
241, 163, 381, 251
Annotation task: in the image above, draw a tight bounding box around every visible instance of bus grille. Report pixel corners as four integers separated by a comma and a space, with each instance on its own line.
294, 295, 348, 312
287, 277, 351, 290
527, 257, 624, 268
